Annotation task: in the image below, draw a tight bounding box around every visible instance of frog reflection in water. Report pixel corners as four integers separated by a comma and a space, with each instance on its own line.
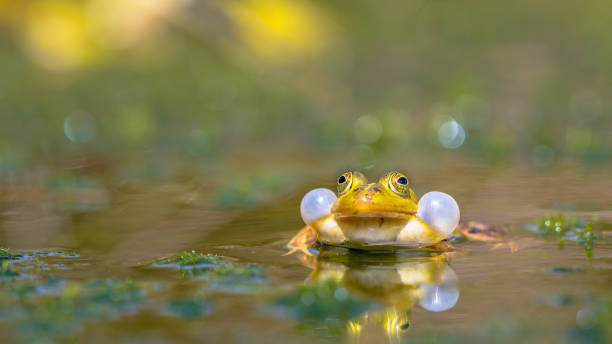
299, 247, 459, 338
287, 171, 461, 255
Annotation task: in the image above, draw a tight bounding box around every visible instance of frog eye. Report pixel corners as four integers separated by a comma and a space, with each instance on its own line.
389, 172, 410, 195
337, 172, 353, 194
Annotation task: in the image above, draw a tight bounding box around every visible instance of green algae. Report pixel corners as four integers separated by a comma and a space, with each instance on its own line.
0, 249, 79, 263
156, 250, 226, 268
154, 251, 268, 292
0, 248, 22, 260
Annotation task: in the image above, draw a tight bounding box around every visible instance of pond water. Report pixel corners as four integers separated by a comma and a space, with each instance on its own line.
1, 165, 612, 343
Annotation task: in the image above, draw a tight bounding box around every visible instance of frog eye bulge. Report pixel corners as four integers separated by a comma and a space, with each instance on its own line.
337, 172, 352, 194
389, 172, 410, 195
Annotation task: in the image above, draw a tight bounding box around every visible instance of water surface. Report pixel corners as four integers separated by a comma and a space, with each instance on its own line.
1, 165, 611, 343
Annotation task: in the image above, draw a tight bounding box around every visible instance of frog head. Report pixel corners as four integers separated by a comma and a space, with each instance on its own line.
332, 171, 418, 218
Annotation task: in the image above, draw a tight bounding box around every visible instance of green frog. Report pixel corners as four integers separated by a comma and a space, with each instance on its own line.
287, 171, 459, 255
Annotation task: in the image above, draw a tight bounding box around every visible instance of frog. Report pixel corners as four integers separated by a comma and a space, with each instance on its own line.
286, 171, 459, 256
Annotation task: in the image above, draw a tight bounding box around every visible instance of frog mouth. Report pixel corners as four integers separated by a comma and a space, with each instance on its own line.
333, 212, 413, 219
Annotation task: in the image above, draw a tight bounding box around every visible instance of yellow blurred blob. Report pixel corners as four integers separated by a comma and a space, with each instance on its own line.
224, 0, 331, 62
22, 1, 105, 71
19, 0, 179, 71
88, 0, 179, 47
0, 0, 11, 18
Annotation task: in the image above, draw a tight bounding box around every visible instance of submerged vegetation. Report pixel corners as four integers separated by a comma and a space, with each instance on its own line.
573, 298, 612, 343
0, 248, 270, 341
2, 278, 147, 339
273, 279, 377, 333
164, 297, 212, 319
0, 261, 19, 278
0, 250, 148, 340
17, 279, 146, 338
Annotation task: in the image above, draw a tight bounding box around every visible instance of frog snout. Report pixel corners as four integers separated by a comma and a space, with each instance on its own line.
355, 184, 382, 201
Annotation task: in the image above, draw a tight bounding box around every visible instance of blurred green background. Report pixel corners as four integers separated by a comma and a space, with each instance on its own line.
1, 0, 611, 180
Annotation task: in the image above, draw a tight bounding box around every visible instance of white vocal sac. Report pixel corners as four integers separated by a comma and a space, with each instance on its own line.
300, 188, 337, 226
416, 191, 460, 236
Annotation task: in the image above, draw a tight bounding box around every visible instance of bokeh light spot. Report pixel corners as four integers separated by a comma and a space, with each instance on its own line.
437, 119, 466, 149
64, 112, 97, 143
354, 115, 382, 144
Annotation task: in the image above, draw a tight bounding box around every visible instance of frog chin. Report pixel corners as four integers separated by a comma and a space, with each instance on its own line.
334, 214, 412, 244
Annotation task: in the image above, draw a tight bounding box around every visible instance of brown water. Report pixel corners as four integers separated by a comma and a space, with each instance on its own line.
1, 164, 612, 343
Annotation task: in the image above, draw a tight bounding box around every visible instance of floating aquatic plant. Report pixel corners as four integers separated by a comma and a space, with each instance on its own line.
154, 251, 268, 292
156, 251, 225, 268
0, 248, 22, 260
526, 215, 604, 257
0, 249, 78, 263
